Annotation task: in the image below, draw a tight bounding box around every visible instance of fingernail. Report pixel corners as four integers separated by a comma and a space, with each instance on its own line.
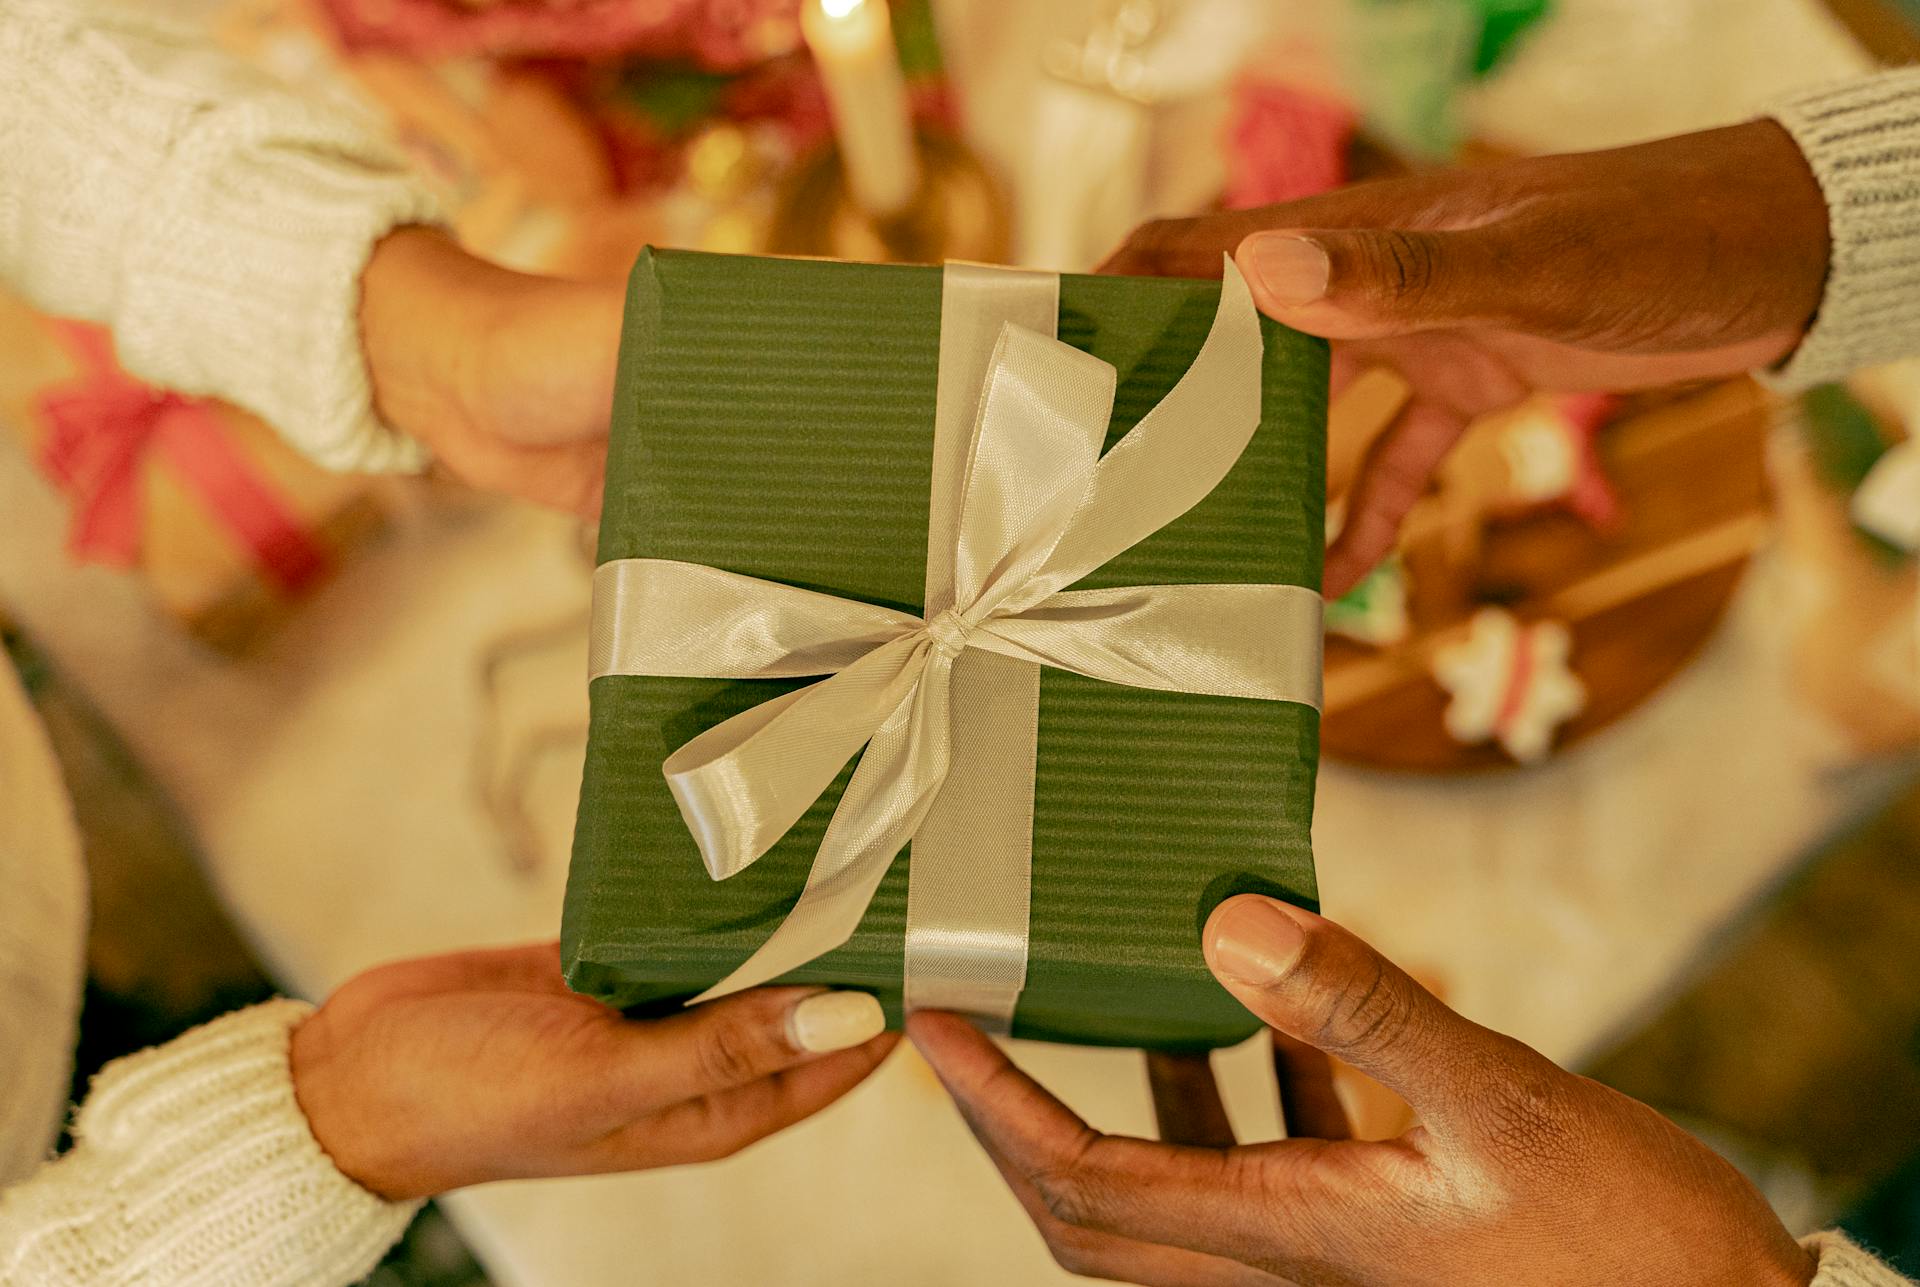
1205, 897, 1308, 986
788, 991, 886, 1053
1244, 235, 1331, 307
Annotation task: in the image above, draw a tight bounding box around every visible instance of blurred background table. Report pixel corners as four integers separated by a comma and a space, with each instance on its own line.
3, 0, 1917, 1283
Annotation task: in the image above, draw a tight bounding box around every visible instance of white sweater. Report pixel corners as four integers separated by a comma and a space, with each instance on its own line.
0, 0, 436, 471
0, 2, 1914, 1282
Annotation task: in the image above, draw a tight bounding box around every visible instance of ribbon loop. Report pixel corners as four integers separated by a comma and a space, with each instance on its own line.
662, 633, 929, 880
950, 323, 1115, 616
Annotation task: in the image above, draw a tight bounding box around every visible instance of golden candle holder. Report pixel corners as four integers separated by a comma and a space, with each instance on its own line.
765, 128, 1012, 265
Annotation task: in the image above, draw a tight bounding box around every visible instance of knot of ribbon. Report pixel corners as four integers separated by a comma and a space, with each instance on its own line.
924, 609, 976, 659
35, 321, 329, 593
588, 257, 1323, 1023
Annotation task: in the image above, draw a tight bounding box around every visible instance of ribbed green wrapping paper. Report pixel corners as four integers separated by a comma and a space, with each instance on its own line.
563, 248, 1326, 1049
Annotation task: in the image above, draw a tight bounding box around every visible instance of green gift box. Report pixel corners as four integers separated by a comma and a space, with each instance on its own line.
563, 249, 1326, 1050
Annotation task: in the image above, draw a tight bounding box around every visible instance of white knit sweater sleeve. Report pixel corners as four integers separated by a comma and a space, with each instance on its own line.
0, 0, 441, 471
1768, 67, 1920, 391
0, 999, 421, 1287
1808, 1231, 1917, 1286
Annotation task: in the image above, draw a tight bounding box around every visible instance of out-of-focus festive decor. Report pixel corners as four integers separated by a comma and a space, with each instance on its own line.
1778, 382, 1919, 756
1225, 80, 1357, 208
0, 292, 388, 653
1322, 379, 1772, 771
1432, 607, 1585, 763
1326, 555, 1411, 646
800, 0, 919, 218
1337, 0, 1482, 160
313, 0, 803, 69
221, 0, 962, 276
765, 127, 1008, 261
1425, 392, 1624, 573
1465, 0, 1553, 76
769, 0, 1003, 263
1330, 0, 1550, 163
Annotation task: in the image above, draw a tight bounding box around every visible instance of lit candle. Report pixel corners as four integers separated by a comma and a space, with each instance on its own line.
801, 0, 921, 219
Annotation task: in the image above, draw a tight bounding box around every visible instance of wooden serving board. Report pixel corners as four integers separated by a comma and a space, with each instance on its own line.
1322, 379, 1773, 772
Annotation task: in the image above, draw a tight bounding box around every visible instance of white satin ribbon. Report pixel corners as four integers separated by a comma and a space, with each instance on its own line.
588, 257, 1322, 1021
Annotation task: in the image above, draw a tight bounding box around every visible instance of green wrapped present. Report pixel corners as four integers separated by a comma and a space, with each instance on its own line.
563, 249, 1326, 1050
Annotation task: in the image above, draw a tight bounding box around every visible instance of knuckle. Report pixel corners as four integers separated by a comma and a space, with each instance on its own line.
1028, 1139, 1108, 1229
678, 1099, 765, 1163
1366, 230, 1439, 307
1314, 949, 1417, 1059
1468, 1052, 1586, 1178
693, 1016, 771, 1088
1030, 1164, 1094, 1228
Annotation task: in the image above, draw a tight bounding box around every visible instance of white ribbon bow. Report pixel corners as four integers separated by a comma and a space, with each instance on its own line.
589, 258, 1322, 1022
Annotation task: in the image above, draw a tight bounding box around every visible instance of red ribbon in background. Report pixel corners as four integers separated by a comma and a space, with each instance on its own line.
34, 321, 331, 595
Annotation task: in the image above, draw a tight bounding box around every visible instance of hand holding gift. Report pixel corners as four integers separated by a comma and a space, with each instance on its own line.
1100, 117, 1830, 597
911, 897, 1818, 1287
358, 227, 625, 517
291, 942, 893, 1200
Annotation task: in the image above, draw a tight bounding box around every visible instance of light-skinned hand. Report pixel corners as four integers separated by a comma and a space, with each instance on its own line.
911, 896, 1815, 1287
291, 941, 896, 1200
357, 227, 624, 518
1102, 118, 1831, 597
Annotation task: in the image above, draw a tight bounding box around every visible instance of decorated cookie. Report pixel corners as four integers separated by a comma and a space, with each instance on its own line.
1437, 392, 1622, 541
1326, 555, 1411, 646
1500, 392, 1622, 529
1852, 439, 1920, 553
1431, 608, 1586, 763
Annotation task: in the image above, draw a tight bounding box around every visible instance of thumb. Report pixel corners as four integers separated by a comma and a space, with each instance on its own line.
1235, 227, 1509, 340
1202, 896, 1541, 1128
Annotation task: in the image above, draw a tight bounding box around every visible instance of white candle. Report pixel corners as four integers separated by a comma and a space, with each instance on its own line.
802, 0, 921, 219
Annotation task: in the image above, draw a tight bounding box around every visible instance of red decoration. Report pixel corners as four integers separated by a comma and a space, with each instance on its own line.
1225, 81, 1357, 209
1554, 392, 1624, 531
316, 0, 802, 71
35, 323, 330, 594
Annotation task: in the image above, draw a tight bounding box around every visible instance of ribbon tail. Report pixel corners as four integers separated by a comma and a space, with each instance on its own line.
978, 583, 1324, 708
592, 558, 922, 680
663, 634, 928, 880
1016, 256, 1266, 603
692, 655, 957, 1003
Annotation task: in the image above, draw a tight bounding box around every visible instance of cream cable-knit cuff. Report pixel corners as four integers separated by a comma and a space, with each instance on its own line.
1767, 68, 1920, 392
0, 1, 442, 473
1806, 1231, 1918, 1286
0, 999, 420, 1287
112, 70, 442, 472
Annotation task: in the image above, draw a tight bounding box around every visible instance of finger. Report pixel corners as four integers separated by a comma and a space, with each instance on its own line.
1323, 396, 1470, 598
614, 987, 887, 1109
1235, 224, 1521, 341
1145, 1051, 1236, 1147
426, 434, 605, 519
487, 278, 624, 447
977, 1131, 1288, 1287
909, 1011, 1345, 1268
1271, 1033, 1351, 1141
1203, 897, 1552, 1133
1096, 174, 1482, 278
1325, 366, 1412, 507
597, 1033, 899, 1168
351, 941, 574, 999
